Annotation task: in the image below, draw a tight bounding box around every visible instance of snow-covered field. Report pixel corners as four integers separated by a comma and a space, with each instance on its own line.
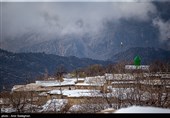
114, 106, 170, 113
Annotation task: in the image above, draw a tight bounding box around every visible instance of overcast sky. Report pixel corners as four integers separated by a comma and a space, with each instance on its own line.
0, 1, 157, 37
0, 0, 170, 50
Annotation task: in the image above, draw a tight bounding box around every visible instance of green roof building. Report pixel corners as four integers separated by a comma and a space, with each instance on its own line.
134, 55, 141, 66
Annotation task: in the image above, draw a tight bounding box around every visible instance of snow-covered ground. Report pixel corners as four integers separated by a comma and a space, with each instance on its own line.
68, 104, 111, 113
114, 106, 170, 113
68, 103, 133, 113
1, 108, 17, 113
39, 99, 68, 112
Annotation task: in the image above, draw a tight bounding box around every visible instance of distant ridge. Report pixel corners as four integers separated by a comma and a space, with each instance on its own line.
0, 48, 111, 91
1, 47, 170, 91
109, 47, 170, 64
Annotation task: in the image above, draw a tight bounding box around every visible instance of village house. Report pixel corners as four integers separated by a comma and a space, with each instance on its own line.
8, 70, 170, 113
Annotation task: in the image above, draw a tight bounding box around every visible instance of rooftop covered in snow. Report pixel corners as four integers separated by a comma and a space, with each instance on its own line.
47, 89, 102, 97
12, 83, 40, 91
35, 80, 75, 87
125, 65, 149, 70
75, 83, 104, 86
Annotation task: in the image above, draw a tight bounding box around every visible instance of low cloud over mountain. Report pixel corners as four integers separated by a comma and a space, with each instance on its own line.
1, 1, 170, 60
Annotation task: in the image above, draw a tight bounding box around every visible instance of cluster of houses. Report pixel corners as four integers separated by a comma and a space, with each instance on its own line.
1, 65, 170, 113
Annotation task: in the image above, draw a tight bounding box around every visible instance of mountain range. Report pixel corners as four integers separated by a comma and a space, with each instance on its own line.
0, 49, 110, 91
2, 19, 160, 60
1, 2, 170, 60
1, 47, 170, 91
